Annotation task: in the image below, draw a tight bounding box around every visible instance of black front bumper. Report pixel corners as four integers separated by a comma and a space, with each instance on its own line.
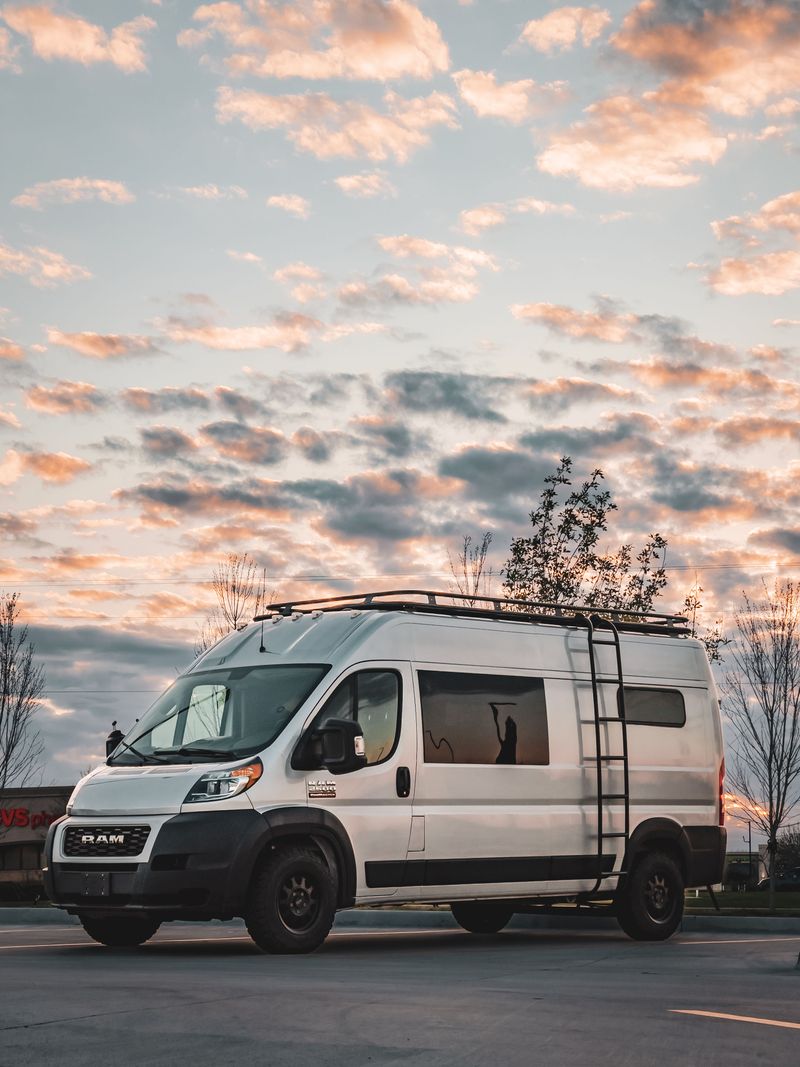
44, 810, 267, 920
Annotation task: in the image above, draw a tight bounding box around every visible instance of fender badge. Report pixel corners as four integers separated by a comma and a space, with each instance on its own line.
307, 779, 336, 799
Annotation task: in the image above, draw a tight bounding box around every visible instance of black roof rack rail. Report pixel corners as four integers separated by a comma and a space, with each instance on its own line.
255, 589, 689, 637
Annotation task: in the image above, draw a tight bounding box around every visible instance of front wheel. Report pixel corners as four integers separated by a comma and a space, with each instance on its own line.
80, 915, 160, 947
450, 900, 514, 934
616, 851, 684, 941
245, 845, 337, 954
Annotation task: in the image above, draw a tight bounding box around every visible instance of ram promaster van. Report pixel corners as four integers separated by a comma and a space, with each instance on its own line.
44, 590, 726, 954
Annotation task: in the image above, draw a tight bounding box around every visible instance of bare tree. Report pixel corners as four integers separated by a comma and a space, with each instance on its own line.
503, 456, 668, 612
0, 593, 45, 796
448, 532, 494, 606
195, 553, 272, 656
724, 580, 800, 910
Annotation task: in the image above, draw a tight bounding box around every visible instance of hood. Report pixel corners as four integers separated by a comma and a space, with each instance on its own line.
70, 763, 217, 817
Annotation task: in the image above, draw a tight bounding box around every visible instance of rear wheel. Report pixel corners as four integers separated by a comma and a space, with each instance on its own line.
450, 900, 514, 934
80, 915, 160, 947
245, 845, 337, 954
616, 851, 684, 941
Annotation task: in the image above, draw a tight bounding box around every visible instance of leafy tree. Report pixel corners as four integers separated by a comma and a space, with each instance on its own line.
683, 577, 729, 663
195, 553, 272, 656
777, 827, 800, 872
724, 580, 800, 910
502, 456, 667, 612
0, 593, 45, 798
448, 532, 495, 606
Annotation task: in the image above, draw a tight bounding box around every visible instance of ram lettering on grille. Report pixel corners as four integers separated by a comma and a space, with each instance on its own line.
64, 825, 150, 857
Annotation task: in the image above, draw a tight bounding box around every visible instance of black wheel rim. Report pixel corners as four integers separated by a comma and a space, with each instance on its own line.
643, 870, 676, 924
278, 871, 320, 933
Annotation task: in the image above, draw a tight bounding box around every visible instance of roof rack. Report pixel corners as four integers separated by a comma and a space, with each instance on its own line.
255, 589, 689, 638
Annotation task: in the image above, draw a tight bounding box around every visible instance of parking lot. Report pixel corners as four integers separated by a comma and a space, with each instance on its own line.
1, 921, 799, 1066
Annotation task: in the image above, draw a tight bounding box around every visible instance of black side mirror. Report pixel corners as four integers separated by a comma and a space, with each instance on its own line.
106, 721, 124, 758
316, 718, 367, 775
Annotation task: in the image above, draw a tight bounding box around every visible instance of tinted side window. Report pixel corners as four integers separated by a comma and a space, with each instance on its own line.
620, 687, 686, 727
419, 671, 549, 765
316, 670, 401, 765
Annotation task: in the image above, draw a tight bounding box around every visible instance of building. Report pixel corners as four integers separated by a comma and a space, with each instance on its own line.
0, 787, 72, 901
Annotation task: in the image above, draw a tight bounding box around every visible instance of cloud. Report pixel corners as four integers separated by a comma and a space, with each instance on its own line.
0, 25, 19, 69
200, 420, 287, 464
520, 6, 611, 53
0, 408, 20, 429
267, 193, 311, 219
334, 170, 396, 198
12, 177, 134, 210
216, 86, 458, 163
352, 416, 415, 458
46, 328, 156, 358
1, 449, 92, 484
168, 183, 248, 200
705, 189, 800, 295
0, 241, 91, 287
189, 0, 449, 81
25, 380, 106, 414
707, 250, 800, 296
273, 261, 323, 283
438, 444, 553, 520
612, 0, 800, 117
537, 88, 727, 190
748, 526, 800, 554
140, 425, 198, 456
512, 301, 637, 342
527, 377, 639, 411
459, 196, 575, 235
291, 426, 341, 463
625, 358, 800, 404
520, 412, 660, 459
453, 69, 569, 124
3, 6, 155, 72
384, 369, 510, 422
121, 386, 211, 413
226, 249, 262, 264
713, 414, 800, 447
0, 336, 24, 360
165, 312, 320, 352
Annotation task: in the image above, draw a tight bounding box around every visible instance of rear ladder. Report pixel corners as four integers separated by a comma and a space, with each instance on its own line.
581, 613, 630, 895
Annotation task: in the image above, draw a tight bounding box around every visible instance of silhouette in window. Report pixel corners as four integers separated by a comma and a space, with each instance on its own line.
491, 702, 518, 765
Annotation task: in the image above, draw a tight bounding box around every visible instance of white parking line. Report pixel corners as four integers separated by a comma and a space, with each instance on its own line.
680, 936, 800, 945
671, 1009, 800, 1031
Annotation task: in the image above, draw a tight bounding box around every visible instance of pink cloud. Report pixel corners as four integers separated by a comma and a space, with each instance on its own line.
0, 241, 91, 287
453, 69, 568, 124
47, 329, 155, 358
267, 193, 310, 219
520, 5, 611, 53
25, 380, 105, 414
12, 177, 134, 210
216, 86, 458, 163
459, 196, 575, 235
511, 301, 636, 342
273, 261, 323, 283
3, 6, 155, 72
334, 170, 396, 198
166, 312, 320, 351
706, 190, 800, 295
538, 89, 727, 190
168, 183, 247, 200
190, 0, 449, 81
4, 449, 93, 484
0, 26, 19, 68
707, 250, 800, 296
0, 336, 24, 360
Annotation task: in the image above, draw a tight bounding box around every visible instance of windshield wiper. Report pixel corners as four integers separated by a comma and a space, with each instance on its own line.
110, 739, 170, 765
152, 746, 240, 760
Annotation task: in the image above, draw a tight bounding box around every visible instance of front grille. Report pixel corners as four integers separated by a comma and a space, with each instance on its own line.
63, 825, 150, 857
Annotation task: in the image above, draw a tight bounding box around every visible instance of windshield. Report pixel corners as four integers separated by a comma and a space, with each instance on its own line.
109, 664, 329, 765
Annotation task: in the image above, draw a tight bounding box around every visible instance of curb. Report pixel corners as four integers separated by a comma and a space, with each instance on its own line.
3, 906, 800, 934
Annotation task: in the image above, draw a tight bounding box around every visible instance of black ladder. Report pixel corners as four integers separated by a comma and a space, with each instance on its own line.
581, 613, 630, 895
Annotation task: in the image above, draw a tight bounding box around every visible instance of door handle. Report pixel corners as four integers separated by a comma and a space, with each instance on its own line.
396, 766, 411, 798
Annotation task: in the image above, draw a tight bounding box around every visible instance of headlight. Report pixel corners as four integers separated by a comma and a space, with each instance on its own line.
184, 758, 263, 804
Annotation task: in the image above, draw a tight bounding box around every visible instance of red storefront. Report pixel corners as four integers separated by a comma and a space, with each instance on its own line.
0, 787, 72, 901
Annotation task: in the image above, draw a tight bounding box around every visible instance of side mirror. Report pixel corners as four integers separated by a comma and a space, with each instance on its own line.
106, 721, 124, 758
316, 718, 367, 775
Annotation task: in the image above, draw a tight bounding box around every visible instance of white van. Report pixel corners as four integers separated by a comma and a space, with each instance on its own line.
44, 590, 726, 953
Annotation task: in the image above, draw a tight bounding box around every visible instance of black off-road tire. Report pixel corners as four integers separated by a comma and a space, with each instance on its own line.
245, 845, 337, 954
80, 915, 160, 947
616, 851, 684, 941
450, 900, 514, 934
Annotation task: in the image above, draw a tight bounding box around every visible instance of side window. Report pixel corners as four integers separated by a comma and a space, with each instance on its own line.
419, 671, 549, 766
620, 687, 686, 727
316, 670, 401, 766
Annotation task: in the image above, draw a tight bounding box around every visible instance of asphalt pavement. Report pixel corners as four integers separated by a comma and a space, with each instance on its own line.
1, 921, 799, 1066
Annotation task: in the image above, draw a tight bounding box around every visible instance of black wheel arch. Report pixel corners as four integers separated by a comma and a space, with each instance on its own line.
252, 807, 357, 909
621, 818, 689, 886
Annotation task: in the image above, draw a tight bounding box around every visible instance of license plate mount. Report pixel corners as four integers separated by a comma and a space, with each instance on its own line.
82, 871, 110, 897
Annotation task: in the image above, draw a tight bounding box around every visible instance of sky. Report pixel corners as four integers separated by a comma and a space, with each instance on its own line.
0, 0, 799, 797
